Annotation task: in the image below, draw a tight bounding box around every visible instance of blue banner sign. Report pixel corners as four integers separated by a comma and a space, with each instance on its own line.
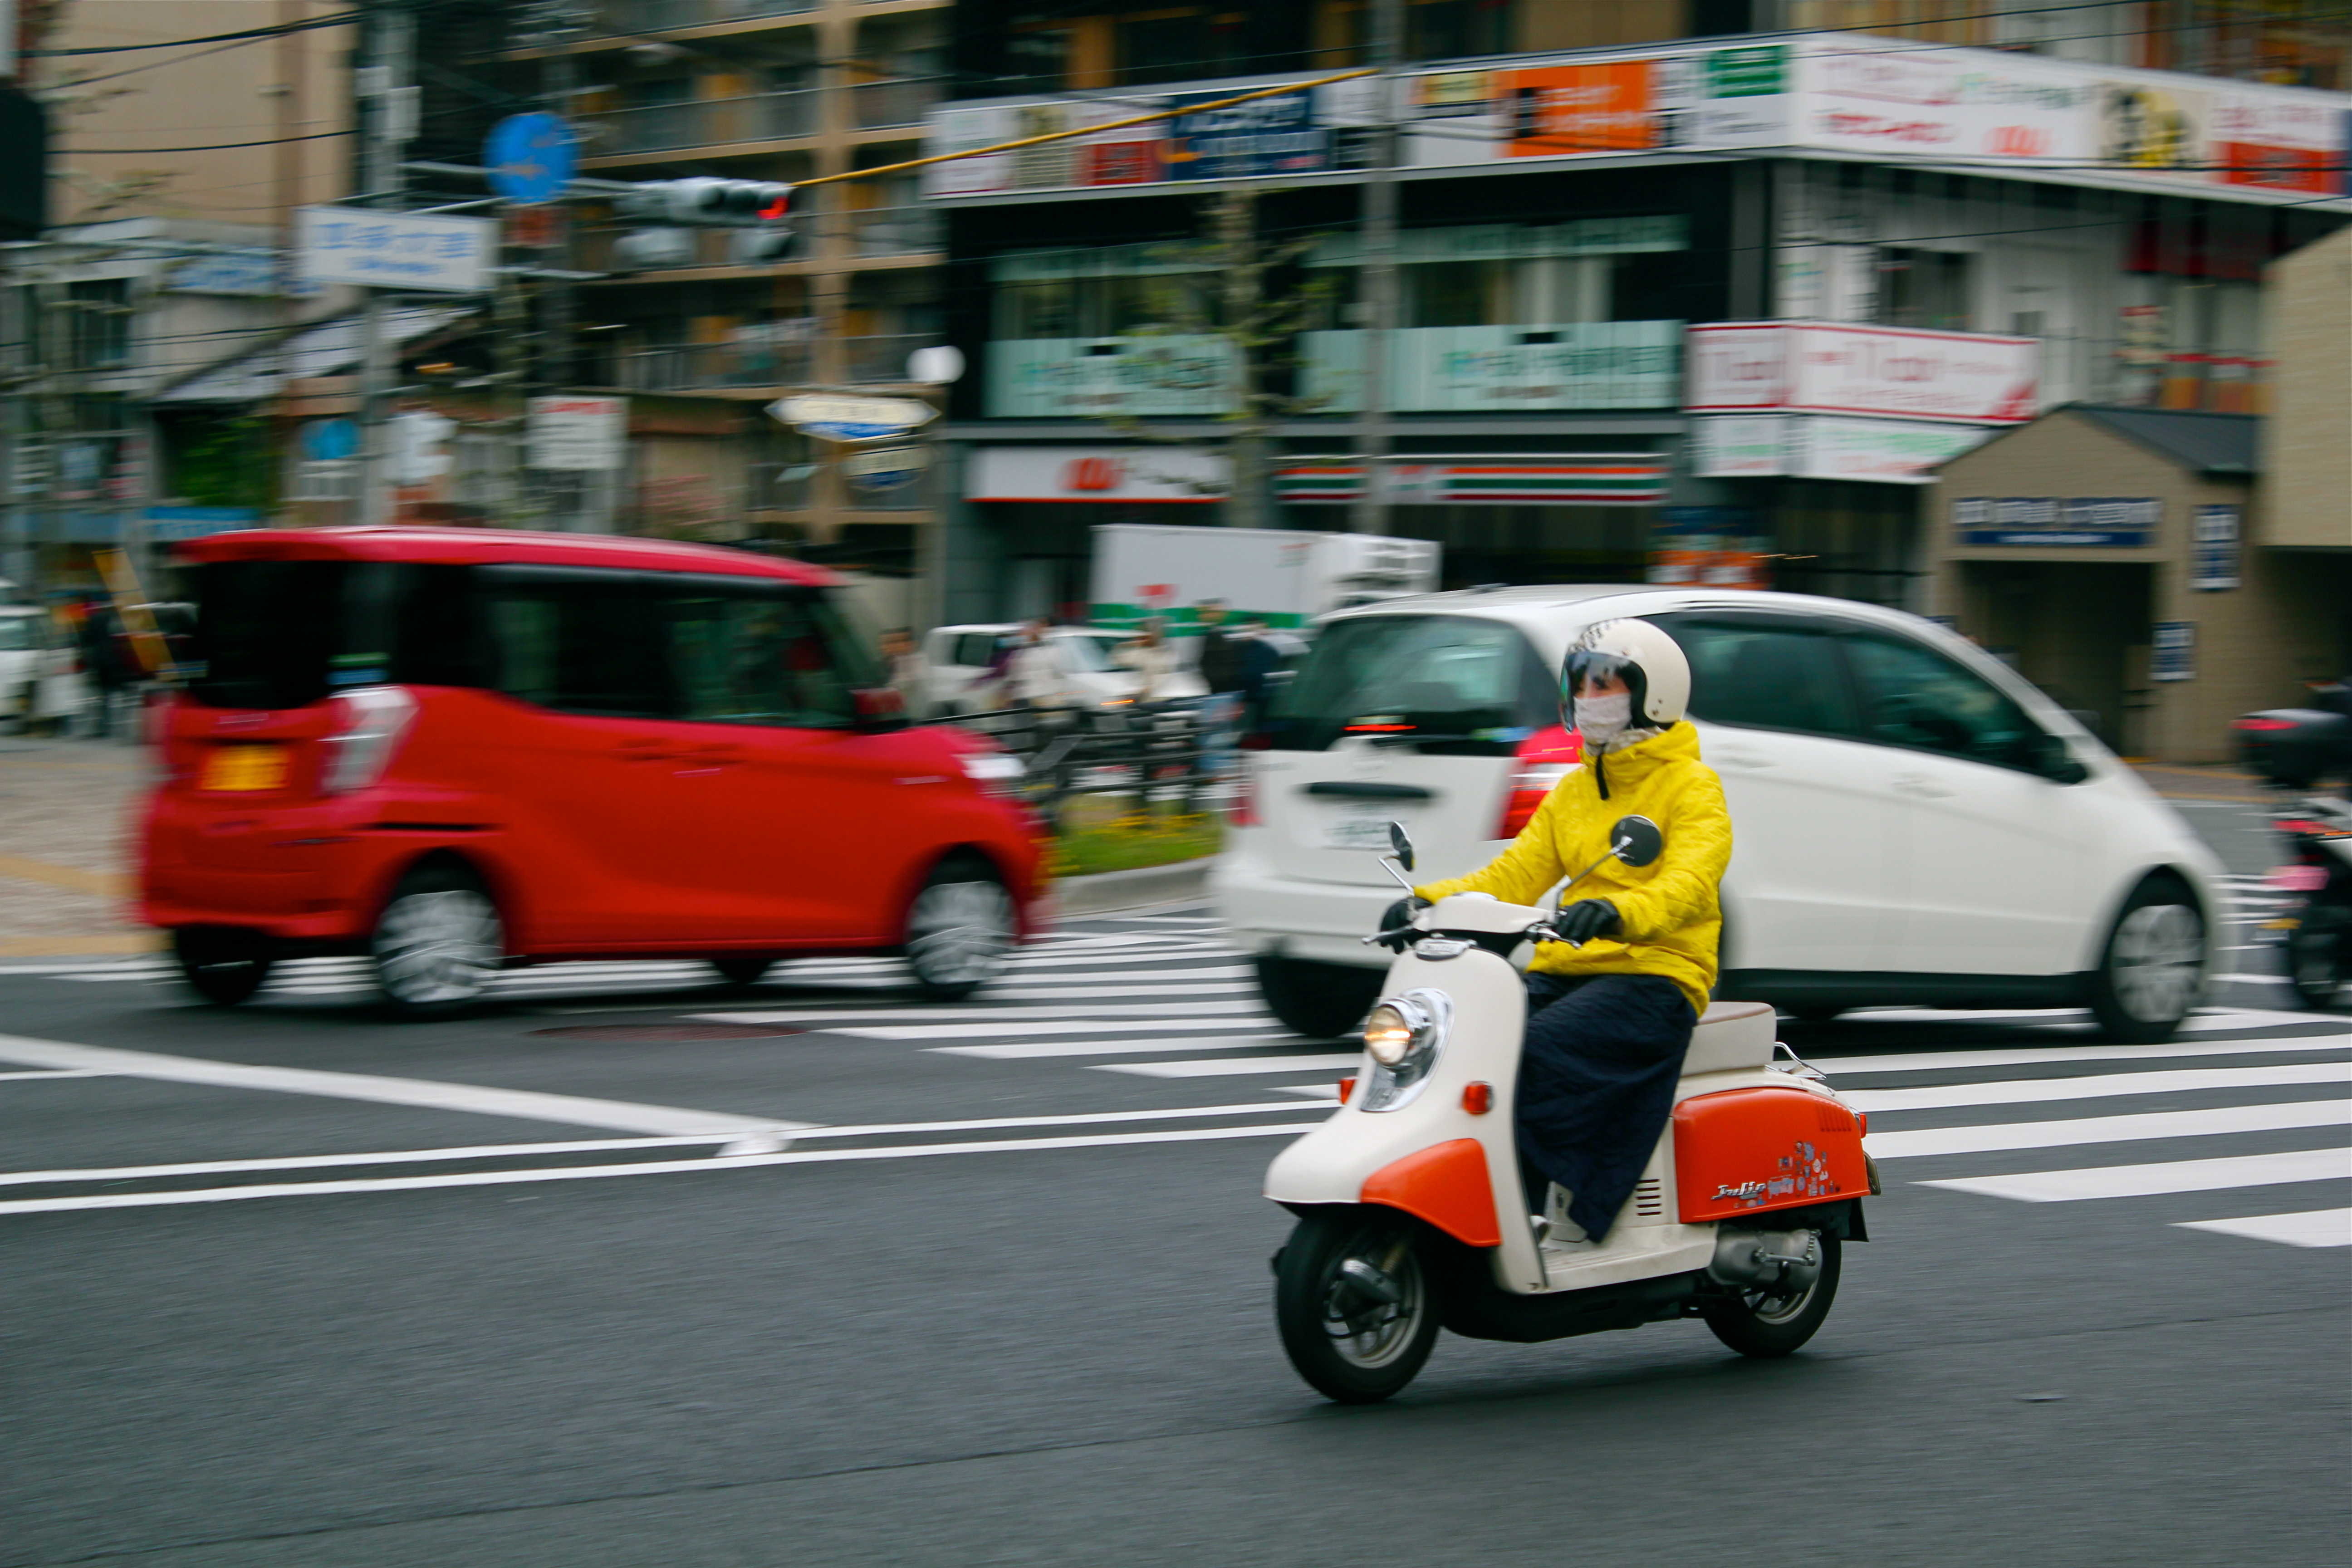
1955, 496, 2159, 548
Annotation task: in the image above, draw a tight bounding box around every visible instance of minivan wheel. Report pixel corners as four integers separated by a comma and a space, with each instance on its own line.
372, 864, 504, 1021
172, 927, 273, 1006
1254, 955, 1385, 1039
2087, 877, 2206, 1044
904, 859, 1013, 1000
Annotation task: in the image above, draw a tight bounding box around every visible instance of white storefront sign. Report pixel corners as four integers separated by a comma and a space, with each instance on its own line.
295, 207, 494, 293
1692, 413, 1996, 483
965, 446, 1229, 504
1688, 322, 2038, 425
526, 397, 627, 471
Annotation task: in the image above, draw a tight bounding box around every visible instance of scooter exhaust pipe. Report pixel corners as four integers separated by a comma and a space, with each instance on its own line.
1708, 1229, 1822, 1293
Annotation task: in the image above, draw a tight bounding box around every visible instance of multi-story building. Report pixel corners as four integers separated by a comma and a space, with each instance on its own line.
490, 0, 951, 609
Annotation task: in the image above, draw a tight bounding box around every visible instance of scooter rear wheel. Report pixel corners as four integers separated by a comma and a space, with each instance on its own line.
1274, 1210, 1440, 1404
1702, 1233, 1842, 1358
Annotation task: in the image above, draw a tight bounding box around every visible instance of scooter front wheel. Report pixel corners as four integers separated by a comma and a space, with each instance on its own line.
1274, 1210, 1440, 1404
1702, 1233, 1842, 1358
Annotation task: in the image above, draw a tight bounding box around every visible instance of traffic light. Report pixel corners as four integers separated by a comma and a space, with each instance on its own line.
614, 179, 793, 270
615, 178, 791, 226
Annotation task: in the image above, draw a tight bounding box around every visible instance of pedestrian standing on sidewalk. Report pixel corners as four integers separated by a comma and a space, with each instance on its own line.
1194, 598, 1247, 777
75, 600, 134, 740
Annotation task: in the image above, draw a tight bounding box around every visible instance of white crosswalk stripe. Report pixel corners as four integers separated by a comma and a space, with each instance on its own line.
2174, 1209, 2351, 1248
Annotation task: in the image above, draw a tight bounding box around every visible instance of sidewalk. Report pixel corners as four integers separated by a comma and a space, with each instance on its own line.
0, 737, 157, 956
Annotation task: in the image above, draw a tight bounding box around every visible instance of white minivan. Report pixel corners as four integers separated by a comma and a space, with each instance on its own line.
1212, 586, 2225, 1044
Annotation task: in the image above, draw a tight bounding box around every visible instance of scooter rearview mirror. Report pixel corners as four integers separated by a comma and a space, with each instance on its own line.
1387, 820, 1415, 874
1610, 814, 1663, 867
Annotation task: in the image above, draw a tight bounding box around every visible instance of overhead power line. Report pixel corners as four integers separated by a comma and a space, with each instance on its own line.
24, 11, 364, 56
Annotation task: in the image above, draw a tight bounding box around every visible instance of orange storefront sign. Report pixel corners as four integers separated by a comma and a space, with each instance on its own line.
1501, 61, 1659, 157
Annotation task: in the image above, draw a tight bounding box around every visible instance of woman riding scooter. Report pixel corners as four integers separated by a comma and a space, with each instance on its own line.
1379, 618, 1730, 1245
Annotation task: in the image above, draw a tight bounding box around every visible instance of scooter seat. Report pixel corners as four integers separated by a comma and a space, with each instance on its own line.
1682, 1000, 1778, 1074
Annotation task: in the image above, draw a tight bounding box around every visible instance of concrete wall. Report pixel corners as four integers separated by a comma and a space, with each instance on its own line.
2264, 227, 2352, 550
1926, 409, 2337, 763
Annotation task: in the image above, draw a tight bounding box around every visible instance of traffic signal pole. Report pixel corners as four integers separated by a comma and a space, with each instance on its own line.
1348, 0, 1402, 539
356, 1, 412, 527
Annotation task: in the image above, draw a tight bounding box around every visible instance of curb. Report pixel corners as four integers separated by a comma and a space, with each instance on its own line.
1051, 856, 1217, 917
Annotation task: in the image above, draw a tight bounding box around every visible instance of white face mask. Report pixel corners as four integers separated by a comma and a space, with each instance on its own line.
1573, 692, 1634, 746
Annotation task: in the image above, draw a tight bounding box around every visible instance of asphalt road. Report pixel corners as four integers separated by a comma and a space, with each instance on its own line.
1, 802, 2344, 1567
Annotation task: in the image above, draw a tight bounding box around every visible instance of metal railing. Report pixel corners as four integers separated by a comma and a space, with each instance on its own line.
941, 705, 1212, 823
586, 89, 818, 156
848, 206, 944, 256
851, 77, 945, 129
592, 0, 815, 33
842, 333, 940, 384
619, 341, 813, 392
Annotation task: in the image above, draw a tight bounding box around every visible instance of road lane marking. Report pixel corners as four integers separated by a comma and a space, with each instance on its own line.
1847, 1061, 2351, 1114
2175, 1208, 2352, 1248
1098, 1053, 1368, 1078
1918, 1147, 2351, 1202
936, 1034, 1295, 1059
0, 1121, 1327, 1217
1814, 1034, 2352, 1077
1867, 1099, 2352, 1159
0, 1034, 808, 1137
760, 1018, 1280, 1040
1836, 1007, 2335, 1033
0, 1101, 1329, 1190
697, 1000, 1269, 1023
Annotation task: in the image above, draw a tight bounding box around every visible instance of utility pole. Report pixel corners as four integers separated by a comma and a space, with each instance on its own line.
538, 3, 586, 529
355, 1, 412, 526
1218, 186, 1267, 531
1348, 0, 1403, 538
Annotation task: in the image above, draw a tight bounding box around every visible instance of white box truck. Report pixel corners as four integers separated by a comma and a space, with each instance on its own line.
1089, 524, 1440, 629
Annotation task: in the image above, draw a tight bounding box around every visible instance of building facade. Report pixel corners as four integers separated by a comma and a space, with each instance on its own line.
921, 5, 2350, 629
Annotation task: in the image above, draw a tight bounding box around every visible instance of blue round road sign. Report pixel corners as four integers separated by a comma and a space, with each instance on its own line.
301, 418, 360, 462
485, 113, 578, 205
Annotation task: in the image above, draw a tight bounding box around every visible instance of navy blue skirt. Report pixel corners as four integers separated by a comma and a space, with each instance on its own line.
1515, 973, 1698, 1241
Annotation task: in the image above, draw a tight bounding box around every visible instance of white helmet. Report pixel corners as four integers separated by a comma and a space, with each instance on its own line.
1562, 618, 1691, 728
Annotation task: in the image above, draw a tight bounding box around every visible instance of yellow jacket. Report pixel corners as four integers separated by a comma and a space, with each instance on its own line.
1414, 723, 1732, 1017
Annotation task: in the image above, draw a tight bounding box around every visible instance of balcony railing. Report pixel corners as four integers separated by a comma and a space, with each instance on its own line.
620, 341, 813, 393
592, 0, 814, 33
843, 333, 942, 384
848, 206, 944, 256
747, 460, 815, 512
586, 90, 817, 156
852, 78, 945, 130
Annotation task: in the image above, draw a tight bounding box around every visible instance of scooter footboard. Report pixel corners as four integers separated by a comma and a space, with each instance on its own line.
1672, 1087, 1869, 1224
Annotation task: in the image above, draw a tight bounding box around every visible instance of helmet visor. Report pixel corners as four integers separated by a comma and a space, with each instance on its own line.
1563, 649, 1637, 698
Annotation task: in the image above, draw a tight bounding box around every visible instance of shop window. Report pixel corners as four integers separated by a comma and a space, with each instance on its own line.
67, 279, 130, 370
1876, 248, 1972, 331
1117, 13, 1211, 86
1408, 0, 1512, 62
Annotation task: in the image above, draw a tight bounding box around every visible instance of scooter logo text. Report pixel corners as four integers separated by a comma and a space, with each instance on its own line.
1712, 1180, 1769, 1200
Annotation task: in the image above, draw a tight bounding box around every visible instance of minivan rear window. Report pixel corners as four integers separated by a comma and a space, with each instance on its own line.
1263, 614, 1554, 754
188, 561, 480, 709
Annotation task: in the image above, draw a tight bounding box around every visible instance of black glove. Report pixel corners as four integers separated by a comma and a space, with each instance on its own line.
1374, 896, 1429, 952
1554, 898, 1620, 944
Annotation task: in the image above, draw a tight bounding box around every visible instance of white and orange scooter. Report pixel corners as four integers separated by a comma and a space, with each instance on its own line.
1265, 818, 1876, 1404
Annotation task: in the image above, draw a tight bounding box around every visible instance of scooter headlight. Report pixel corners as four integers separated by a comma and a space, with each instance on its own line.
1359, 990, 1452, 1112
1363, 1004, 1416, 1067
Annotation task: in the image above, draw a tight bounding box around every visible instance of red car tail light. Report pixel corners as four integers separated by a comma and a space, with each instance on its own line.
320, 686, 418, 794
2232, 717, 2297, 731
1494, 725, 1582, 839
1229, 761, 1259, 827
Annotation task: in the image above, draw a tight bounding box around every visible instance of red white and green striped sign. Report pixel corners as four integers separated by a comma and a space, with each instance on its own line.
1273, 460, 1667, 506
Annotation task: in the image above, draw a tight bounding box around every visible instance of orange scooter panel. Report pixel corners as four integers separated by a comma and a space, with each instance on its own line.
1673, 1088, 1867, 1224
1361, 1138, 1502, 1247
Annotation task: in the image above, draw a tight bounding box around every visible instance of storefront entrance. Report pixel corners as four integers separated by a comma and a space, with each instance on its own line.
1960, 560, 2156, 754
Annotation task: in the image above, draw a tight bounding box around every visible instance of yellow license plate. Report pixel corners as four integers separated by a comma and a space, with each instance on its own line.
201, 744, 289, 793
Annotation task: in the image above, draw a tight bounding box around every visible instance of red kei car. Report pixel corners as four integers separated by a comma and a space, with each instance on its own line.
141, 527, 1046, 1018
